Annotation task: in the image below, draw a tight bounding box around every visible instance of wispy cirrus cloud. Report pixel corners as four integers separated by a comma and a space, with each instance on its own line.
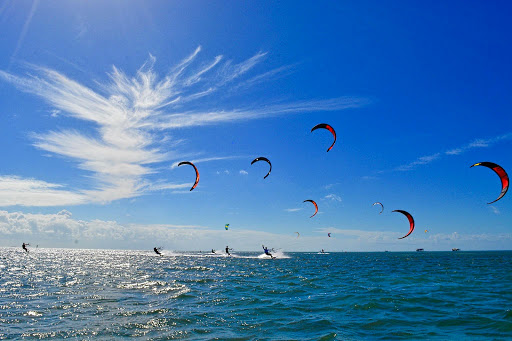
151, 98, 365, 130
490, 206, 500, 215
324, 194, 342, 202
392, 132, 512, 172
230, 64, 297, 92
394, 153, 441, 171
0, 47, 366, 206
0, 176, 87, 207
9, 0, 39, 68
170, 156, 244, 169
445, 133, 512, 155
284, 208, 302, 212
49, 109, 61, 118
323, 183, 339, 190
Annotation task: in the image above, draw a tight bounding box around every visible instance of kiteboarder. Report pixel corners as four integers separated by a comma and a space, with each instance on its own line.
225, 246, 233, 256
22, 243, 29, 253
211, 249, 216, 254
153, 247, 162, 256
262, 245, 275, 259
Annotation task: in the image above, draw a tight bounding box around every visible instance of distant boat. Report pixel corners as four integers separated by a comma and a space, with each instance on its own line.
452, 248, 460, 251
416, 248, 424, 252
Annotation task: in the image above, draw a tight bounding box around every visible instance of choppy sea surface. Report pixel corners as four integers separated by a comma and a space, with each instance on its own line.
1, 248, 512, 340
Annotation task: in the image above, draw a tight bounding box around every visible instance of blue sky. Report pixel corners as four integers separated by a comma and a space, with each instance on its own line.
0, 1, 511, 251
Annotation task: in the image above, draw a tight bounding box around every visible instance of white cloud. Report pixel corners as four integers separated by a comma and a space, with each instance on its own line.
392, 132, 512, 172
323, 183, 339, 190
50, 109, 61, 117
231, 64, 297, 92
324, 194, 342, 202
57, 209, 72, 217
170, 190, 195, 194
445, 133, 512, 155
0, 48, 366, 206
285, 208, 302, 212
152, 98, 366, 130
74, 16, 88, 40
394, 153, 441, 171
0, 176, 86, 206
239, 170, 248, 175
170, 156, 243, 169
0, 209, 207, 243
9, 0, 39, 68
0, 209, 511, 251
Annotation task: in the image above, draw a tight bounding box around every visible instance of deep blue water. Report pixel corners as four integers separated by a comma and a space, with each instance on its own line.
1, 248, 512, 340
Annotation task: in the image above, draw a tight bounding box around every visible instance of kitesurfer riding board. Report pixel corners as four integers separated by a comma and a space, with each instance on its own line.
22, 243, 30, 253
262, 245, 275, 259
225, 246, 234, 256
153, 247, 162, 256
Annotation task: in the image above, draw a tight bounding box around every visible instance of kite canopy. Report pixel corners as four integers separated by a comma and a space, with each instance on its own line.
251, 157, 272, 179
178, 161, 200, 191
303, 199, 318, 218
373, 202, 384, 214
225, 224, 229, 230
470, 162, 509, 204
295, 232, 300, 238
328, 233, 331, 237
311, 123, 336, 152
393, 209, 415, 239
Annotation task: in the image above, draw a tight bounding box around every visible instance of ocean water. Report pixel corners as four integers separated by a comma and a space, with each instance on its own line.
1, 248, 512, 340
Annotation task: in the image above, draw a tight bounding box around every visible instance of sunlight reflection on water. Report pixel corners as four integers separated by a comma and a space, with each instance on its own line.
1, 248, 512, 339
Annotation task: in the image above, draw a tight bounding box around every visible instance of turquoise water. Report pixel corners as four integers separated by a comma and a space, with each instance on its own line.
1, 248, 512, 340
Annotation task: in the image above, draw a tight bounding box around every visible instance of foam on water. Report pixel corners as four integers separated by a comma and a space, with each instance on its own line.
159, 250, 291, 259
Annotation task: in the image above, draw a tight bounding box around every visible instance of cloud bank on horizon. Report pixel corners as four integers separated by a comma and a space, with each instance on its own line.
1, 209, 510, 251
0, 47, 366, 207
